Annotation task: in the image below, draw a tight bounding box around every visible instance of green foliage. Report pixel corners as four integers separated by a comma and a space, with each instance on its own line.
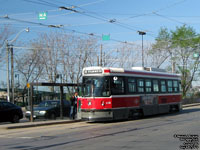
151, 27, 171, 52
171, 25, 200, 48
151, 25, 200, 98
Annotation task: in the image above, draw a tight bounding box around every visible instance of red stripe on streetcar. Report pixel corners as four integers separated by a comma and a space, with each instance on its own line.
104, 69, 111, 73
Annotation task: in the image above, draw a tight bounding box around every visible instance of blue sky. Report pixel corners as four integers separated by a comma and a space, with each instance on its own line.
1, 0, 200, 42
1, 0, 200, 83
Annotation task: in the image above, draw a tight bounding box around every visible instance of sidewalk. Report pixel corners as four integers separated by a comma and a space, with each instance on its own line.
0, 119, 81, 130
182, 103, 200, 108
1, 103, 200, 130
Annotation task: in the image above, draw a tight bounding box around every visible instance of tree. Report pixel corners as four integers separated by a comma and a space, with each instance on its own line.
15, 45, 44, 104
104, 43, 140, 68
171, 25, 200, 98
15, 47, 44, 86
29, 31, 99, 94
148, 27, 172, 68
150, 25, 200, 98
59, 33, 99, 94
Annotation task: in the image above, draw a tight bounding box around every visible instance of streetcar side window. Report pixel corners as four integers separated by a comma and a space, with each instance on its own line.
138, 79, 144, 93
128, 78, 136, 93
145, 79, 152, 93
167, 80, 173, 93
153, 80, 159, 92
173, 80, 179, 92
102, 77, 110, 96
179, 81, 182, 92
161, 80, 167, 92
111, 76, 125, 95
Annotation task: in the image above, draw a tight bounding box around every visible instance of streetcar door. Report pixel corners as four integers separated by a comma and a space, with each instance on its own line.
140, 95, 159, 116
140, 79, 159, 116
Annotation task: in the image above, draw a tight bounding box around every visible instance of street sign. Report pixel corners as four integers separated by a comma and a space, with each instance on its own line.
193, 53, 199, 58
102, 34, 110, 41
38, 12, 47, 20
27, 83, 30, 88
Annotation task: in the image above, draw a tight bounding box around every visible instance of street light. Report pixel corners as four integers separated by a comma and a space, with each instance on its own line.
6, 28, 29, 103
138, 31, 146, 68
15, 74, 20, 88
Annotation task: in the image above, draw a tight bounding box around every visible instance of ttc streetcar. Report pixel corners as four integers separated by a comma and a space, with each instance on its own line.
78, 66, 182, 121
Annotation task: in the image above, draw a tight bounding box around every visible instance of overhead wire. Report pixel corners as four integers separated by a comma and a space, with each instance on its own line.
22, 0, 59, 8
2, 13, 197, 48
2, 0, 106, 28
153, 0, 187, 13
59, 6, 156, 38
153, 12, 186, 25
7, 0, 189, 32
21, 0, 153, 37
0, 16, 49, 27
120, 0, 188, 24
73, 6, 145, 32
57, 0, 186, 37
2, 0, 192, 45
0, 15, 138, 46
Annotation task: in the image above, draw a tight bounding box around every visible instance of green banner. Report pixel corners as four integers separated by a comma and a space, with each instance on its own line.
38, 12, 47, 20
102, 34, 110, 41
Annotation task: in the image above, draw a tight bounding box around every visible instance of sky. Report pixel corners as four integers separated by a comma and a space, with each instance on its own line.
1, 0, 200, 84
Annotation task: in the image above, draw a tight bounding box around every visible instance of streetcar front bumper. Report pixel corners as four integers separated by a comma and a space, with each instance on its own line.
81, 109, 113, 122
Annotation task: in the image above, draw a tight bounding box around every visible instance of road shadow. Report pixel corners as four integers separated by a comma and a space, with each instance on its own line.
87, 106, 200, 124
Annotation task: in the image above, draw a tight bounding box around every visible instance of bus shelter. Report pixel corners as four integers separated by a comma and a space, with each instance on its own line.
28, 82, 80, 122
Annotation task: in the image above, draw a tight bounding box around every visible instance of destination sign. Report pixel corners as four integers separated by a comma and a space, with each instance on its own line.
84, 69, 102, 74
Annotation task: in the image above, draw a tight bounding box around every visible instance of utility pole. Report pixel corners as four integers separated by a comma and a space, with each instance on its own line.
138, 31, 146, 68
5, 28, 29, 103
172, 59, 176, 73
60, 86, 64, 119
100, 44, 103, 67
97, 56, 99, 66
6, 41, 10, 102
103, 52, 105, 67
10, 45, 14, 103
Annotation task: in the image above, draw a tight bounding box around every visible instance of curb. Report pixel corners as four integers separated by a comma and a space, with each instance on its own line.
3, 119, 82, 130
182, 103, 200, 108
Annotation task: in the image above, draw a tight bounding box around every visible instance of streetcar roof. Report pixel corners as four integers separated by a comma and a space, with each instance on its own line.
82, 66, 181, 79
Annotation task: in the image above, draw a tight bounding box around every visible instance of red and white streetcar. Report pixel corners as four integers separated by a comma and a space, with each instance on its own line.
78, 66, 182, 121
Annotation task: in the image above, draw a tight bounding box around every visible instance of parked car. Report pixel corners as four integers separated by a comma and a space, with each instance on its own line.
25, 100, 71, 120
0, 101, 23, 123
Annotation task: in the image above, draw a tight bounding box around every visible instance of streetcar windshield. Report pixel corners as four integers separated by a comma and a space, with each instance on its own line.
82, 77, 110, 97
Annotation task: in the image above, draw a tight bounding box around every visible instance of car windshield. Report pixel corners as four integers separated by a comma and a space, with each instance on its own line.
83, 76, 110, 97
38, 101, 58, 107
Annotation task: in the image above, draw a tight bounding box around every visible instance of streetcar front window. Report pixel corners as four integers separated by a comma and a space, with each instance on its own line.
83, 77, 110, 97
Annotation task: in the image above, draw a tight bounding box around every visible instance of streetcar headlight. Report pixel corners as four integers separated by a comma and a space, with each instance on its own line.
101, 101, 105, 106
88, 101, 91, 106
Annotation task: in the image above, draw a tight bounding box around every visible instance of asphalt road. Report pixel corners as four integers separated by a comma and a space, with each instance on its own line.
0, 106, 199, 150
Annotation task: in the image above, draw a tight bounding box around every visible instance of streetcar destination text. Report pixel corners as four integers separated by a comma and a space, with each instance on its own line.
84, 69, 102, 74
